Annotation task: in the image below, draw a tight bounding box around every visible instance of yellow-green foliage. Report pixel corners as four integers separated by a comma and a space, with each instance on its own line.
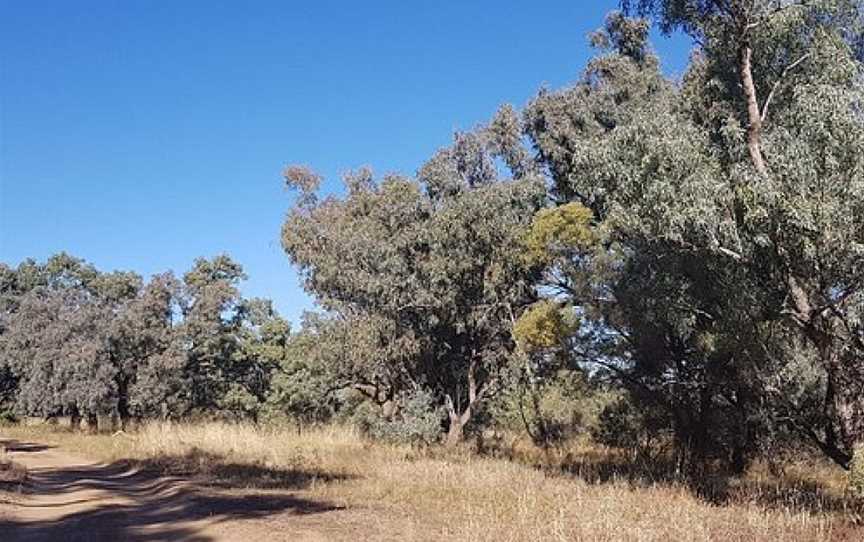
513, 301, 577, 352
523, 202, 595, 264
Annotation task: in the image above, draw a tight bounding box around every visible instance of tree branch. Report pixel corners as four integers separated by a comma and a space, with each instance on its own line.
761, 53, 811, 123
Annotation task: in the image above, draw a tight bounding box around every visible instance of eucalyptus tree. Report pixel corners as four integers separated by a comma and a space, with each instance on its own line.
179, 255, 248, 415
281, 122, 546, 443
621, 0, 864, 469
520, 13, 756, 471
522, 3, 864, 470
0, 263, 22, 408
114, 272, 187, 421
0, 255, 110, 425
0, 252, 289, 424
2, 285, 112, 426
0, 256, 180, 427
223, 297, 288, 420
265, 313, 354, 428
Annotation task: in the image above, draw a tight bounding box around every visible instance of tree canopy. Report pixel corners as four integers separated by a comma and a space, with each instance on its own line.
519, 1, 864, 471
0, 254, 283, 427
281, 122, 549, 442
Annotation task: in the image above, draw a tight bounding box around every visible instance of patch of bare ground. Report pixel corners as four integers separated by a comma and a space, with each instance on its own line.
1, 422, 863, 541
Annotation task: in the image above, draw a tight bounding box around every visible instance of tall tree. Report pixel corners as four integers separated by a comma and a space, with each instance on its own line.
523, 4, 864, 469
624, 0, 864, 467
223, 297, 287, 420
114, 272, 187, 422
281, 121, 546, 443
180, 254, 251, 415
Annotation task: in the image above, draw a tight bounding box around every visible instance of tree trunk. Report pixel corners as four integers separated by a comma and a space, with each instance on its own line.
828, 355, 864, 465
86, 413, 99, 434
117, 376, 130, 430
69, 409, 82, 431
443, 355, 486, 446
445, 400, 474, 447
804, 327, 858, 468
738, 44, 768, 176
736, 26, 864, 475
529, 383, 551, 448
446, 414, 465, 446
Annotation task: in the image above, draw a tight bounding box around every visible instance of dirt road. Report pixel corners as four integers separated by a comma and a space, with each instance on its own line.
0, 437, 394, 541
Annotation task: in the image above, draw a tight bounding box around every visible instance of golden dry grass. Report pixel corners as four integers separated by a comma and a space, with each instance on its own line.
2, 422, 862, 541
0, 449, 27, 505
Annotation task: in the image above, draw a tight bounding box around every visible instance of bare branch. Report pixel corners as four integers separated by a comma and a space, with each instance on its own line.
716, 245, 745, 261
761, 53, 812, 122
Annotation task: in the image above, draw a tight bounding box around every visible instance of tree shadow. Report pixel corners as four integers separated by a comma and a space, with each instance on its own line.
695, 473, 864, 517
557, 451, 864, 520
480, 437, 864, 521
556, 449, 681, 486
115, 447, 359, 490
1, 489, 340, 541
1, 439, 56, 453
1, 455, 349, 542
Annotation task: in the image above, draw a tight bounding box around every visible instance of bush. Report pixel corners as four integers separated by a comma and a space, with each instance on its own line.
486, 368, 613, 446
0, 408, 18, 425
357, 388, 444, 446
591, 395, 668, 454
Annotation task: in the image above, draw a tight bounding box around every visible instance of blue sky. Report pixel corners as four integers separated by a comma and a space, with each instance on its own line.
0, 1, 691, 326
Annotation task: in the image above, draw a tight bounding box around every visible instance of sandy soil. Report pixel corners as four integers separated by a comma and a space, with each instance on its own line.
0, 436, 403, 542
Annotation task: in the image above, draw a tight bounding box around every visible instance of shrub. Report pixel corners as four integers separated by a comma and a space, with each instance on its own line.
357, 388, 444, 446
591, 394, 668, 454
486, 369, 613, 446
0, 408, 18, 426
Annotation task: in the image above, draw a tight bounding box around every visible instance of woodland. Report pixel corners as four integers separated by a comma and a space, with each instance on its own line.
3, 0, 864, 498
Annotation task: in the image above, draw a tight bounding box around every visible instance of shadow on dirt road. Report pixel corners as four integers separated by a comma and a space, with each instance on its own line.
0, 439, 345, 542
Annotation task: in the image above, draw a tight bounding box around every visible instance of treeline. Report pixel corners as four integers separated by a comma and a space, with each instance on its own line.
0, 253, 287, 426
3, 0, 864, 487
0, 252, 599, 446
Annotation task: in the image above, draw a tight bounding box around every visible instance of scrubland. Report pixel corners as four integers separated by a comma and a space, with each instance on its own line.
2, 422, 862, 541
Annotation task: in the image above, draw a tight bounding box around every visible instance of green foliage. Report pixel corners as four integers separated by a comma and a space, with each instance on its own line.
280, 121, 546, 441
591, 394, 668, 452
488, 368, 612, 446
589, 11, 651, 63
518, 2, 864, 472
358, 388, 445, 446
0, 408, 17, 425
0, 253, 283, 426
265, 319, 342, 426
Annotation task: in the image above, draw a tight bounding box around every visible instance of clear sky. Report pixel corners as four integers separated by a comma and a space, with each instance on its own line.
0, 0, 691, 326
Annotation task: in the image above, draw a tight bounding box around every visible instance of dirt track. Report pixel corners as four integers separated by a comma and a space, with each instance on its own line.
0, 437, 396, 541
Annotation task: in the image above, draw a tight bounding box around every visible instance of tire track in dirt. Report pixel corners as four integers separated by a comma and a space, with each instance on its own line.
0, 437, 368, 541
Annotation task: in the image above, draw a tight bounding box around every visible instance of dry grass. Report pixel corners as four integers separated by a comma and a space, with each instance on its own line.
0, 449, 27, 504
2, 422, 862, 541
